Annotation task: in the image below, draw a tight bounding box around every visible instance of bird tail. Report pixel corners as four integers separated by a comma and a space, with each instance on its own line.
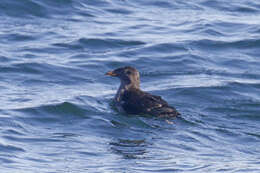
154, 106, 180, 118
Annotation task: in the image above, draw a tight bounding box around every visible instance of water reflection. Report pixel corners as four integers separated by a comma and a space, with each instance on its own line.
109, 138, 148, 159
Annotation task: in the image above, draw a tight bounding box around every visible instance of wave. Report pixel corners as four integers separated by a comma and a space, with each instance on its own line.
201, 0, 260, 14
190, 38, 260, 50
53, 38, 145, 52
15, 101, 95, 118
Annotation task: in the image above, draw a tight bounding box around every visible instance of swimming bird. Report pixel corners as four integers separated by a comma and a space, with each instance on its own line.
106, 66, 180, 118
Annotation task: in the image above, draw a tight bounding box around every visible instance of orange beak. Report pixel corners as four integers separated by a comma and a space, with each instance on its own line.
105, 71, 117, 77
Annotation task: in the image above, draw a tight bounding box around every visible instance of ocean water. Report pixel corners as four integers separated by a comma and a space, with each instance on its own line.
0, 0, 260, 172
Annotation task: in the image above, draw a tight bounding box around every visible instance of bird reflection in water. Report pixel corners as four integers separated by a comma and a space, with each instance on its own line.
109, 138, 148, 159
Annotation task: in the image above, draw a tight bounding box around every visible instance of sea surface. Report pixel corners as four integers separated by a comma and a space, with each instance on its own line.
0, 0, 260, 172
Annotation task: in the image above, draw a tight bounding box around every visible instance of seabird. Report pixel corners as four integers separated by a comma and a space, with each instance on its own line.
106, 66, 180, 118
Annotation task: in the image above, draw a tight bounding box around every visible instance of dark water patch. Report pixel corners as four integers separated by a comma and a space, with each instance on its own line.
0, 0, 92, 20
6, 101, 97, 131
7, 62, 43, 74
141, 68, 230, 79
52, 43, 84, 51
0, 157, 16, 164
0, 62, 93, 86
110, 139, 147, 159
73, 10, 95, 19
204, 93, 260, 119
236, 169, 260, 173
214, 127, 240, 138
190, 38, 260, 51
53, 38, 145, 54
0, 62, 64, 76
190, 129, 219, 145
2, 129, 26, 137
77, 38, 145, 50
145, 1, 175, 9
139, 43, 188, 55
213, 21, 253, 34
79, 0, 110, 7
20, 46, 76, 55
176, 86, 233, 108
89, 113, 157, 132
0, 117, 26, 131
202, 28, 226, 37
135, 0, 202, 10
21, 53, 39, 59
3, 135, 63, 143
24, 156, 50, 164
119, 53, 204, 74
220, 60, 260, 73
0, 56, 9, 63
105, 8, 133, 15
37, 0, 74, 11
0, 33, 36, 43
75, 96, 110, 113
229, 81, 260, 90
200, 1, 259, 14
17, 102, 89, 118
233, 6, 259, 13
51, 132, 80, 138
0, 65, 39, 75
245, 132, 260, 139
133, 167, 181, 173
239, 73, 260, 81
227, 109, 260, 122
0, 143, 25, 153
0, 0, 48, 18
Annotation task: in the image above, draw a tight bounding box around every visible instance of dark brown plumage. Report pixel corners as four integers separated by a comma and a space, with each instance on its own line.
106, 66, 180, 118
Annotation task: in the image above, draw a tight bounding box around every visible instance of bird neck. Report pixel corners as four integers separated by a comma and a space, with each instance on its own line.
115, 81, 140, 102
121, 80, 140, 90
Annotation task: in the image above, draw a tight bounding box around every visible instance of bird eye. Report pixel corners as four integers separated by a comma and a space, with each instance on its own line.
126, 70, 131, 75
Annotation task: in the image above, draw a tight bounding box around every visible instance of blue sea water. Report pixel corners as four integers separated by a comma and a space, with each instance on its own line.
0, 0, 260, 172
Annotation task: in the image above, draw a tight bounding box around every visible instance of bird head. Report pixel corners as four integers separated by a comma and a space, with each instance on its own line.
106, 66, 140, 89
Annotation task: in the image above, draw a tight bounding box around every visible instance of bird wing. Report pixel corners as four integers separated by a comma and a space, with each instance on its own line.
121, 88, 178, 116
